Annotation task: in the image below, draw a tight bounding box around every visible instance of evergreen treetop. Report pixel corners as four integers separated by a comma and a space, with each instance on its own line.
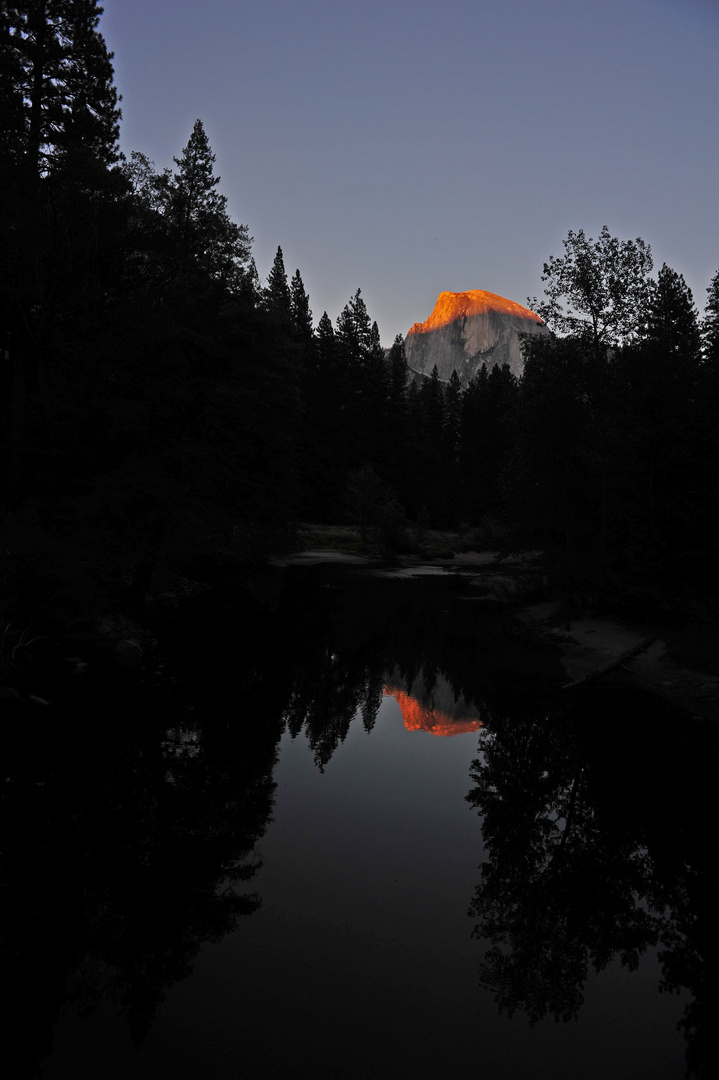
702, 267, 719, 365
642, 263, 700, 359
387, 334, 409, 404
336, 288, 372, 362
161, 119, 252, 292
290, 268, 314, 341
315, 310, 335, 345
2, 0, 122, 181
263, 245, 292, 318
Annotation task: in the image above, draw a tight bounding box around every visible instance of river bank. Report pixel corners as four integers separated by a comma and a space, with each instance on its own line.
273, 540, 719, 725
513, 599, 719, 723
3, 531, 717, 726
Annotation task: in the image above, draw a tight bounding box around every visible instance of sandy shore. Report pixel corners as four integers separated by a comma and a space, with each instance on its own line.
517, 599, 719, 722
270, 549, 373, 567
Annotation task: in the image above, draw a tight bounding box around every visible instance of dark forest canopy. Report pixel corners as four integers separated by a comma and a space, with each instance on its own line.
1, 4, 719, 620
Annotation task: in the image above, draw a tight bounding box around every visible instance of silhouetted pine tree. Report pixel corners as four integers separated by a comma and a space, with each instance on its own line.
614, 264, 703, 581
363, 319, 390, 473
458, 364, 518, 525
702, 268, 719, 366
695, 268, 719, 587
334, 289, 376, 476
1, 0, 121, 182
336, 288, 373, 358
297, 312, 349, 519
0, 0, 124, 509
408, 366, 448, 523
387, 334, 409, 408
168, 120, 251, 294
442, 371, 462, 465
642, 263, 701, 361
383, 335, 411, 499
290, 268, 314, 346
0, 5, 28, 172
504, 335, 602, 589
262, 245, 292, 319
458, 365, 491, 518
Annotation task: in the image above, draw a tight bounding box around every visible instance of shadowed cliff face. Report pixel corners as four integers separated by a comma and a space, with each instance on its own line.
405, 289, 548, 384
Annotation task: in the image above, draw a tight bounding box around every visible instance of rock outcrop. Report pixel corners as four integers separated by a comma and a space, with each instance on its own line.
404, 289, 548, 385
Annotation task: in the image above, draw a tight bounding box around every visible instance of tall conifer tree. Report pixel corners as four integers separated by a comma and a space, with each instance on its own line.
1, 0, 121, 181
702, 268, 719, 366
0, 0, 123, 508
168, 119, 251, 292
642, 263, 700, 360
387, 335, 408, 408
290, 268, 314, 344
262, 245, 292, 319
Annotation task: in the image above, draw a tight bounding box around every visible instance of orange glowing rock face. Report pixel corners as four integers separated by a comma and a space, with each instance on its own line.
383, 685, 483, 737
407, 290, 544, 337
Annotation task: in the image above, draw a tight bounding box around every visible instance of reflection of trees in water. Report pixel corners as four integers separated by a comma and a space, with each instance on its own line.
279, 569, 559, 765
283, 647, 377, 768
466, 689, 719, 1077
659, 865, 719, 1078
4, 568, 527, 1075
168, 573, 719, 1079
16, 569, 715, 1076
467, 700, 660, 1023
1, 609, 283, 1077
270, 568, 719, 1071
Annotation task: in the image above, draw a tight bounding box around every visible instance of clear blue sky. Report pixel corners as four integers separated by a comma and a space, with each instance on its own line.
102, 0, 719, 345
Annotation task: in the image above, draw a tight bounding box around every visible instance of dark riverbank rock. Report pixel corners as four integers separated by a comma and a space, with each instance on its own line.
114, 639, 144, 666
66, 615, 154, 653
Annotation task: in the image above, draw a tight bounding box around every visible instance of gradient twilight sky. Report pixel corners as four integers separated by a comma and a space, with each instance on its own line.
101, 0, 719, 345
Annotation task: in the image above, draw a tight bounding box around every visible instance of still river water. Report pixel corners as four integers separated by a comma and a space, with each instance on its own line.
7, 563, 718, 1078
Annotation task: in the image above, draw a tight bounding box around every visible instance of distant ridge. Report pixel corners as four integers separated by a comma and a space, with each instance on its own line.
404, 289, 548, 385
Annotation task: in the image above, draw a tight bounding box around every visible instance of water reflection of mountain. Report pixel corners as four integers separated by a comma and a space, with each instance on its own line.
13, 565, 719, 1078
383, 669, 483, 736
278, 564, 562, 766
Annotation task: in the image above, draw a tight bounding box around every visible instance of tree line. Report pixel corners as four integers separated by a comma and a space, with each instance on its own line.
513, 229, 719, 602
2, 2, 718, 612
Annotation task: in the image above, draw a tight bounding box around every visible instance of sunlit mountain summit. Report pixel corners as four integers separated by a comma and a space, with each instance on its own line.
404, 289, 547, 385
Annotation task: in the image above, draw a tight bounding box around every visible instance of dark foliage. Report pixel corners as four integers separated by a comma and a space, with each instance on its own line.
1, 9, 717, 621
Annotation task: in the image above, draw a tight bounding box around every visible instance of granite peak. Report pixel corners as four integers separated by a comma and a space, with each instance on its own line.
404, 289, 548, 385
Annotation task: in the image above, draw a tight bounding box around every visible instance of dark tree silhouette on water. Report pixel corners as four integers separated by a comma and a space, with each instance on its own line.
466, 689, 719, 1076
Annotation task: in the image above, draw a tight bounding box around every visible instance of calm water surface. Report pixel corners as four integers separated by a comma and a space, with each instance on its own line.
5, 565, 717, 1079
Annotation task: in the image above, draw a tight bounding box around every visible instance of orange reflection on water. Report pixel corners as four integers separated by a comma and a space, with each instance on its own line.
383, 682, 483, 737
407, 289, 544, 337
